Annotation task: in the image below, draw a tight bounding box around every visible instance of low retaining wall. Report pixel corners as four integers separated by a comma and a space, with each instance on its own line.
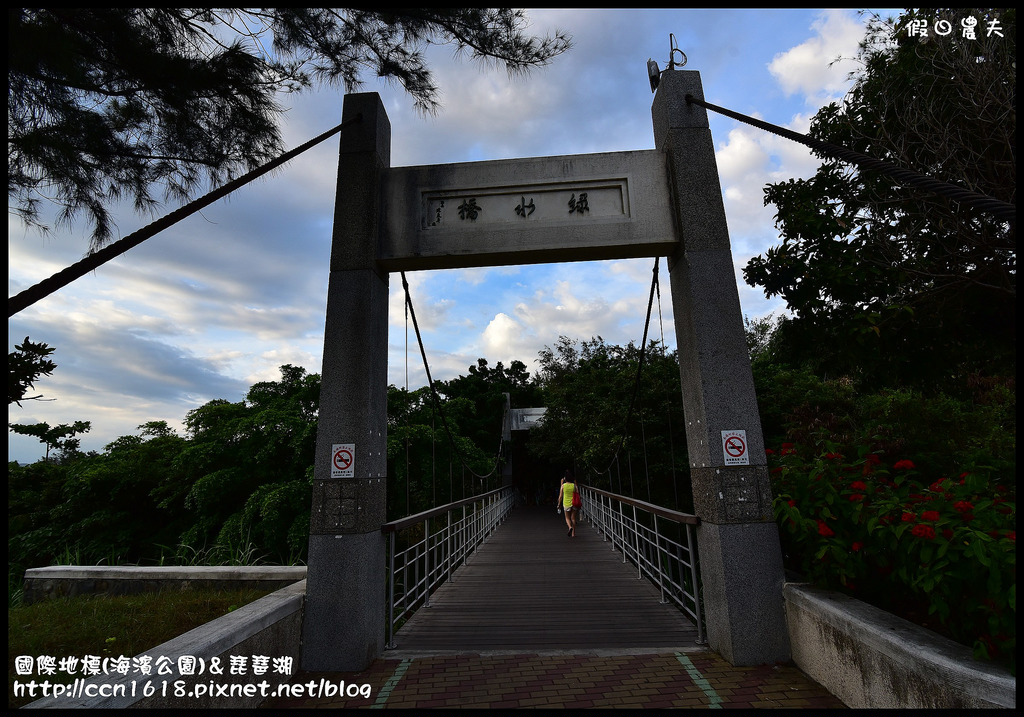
22, 579, 306, 709
784, 583, 1015, 709
18, 570, 1016, 708
22, 565, 307, 604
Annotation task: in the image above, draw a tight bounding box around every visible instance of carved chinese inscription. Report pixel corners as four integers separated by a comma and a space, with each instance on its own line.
568, 192, 590, 215
458, 198, 482, 221
515, 196, 536, 218
422, 179, 627, 230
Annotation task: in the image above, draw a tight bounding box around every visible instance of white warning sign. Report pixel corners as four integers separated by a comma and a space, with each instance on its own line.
721, 430, 749, 466
331, 444, 355, 478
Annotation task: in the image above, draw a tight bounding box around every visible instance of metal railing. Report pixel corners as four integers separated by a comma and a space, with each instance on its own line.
579, 484, 705, 644
380, 485, 515, 648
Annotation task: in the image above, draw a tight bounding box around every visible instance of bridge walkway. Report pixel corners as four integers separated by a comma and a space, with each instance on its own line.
262, 506, 846, 709
390, 504, 699, 652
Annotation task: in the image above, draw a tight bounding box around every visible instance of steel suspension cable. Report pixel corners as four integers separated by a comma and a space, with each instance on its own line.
400, 271, 501, 483
9, 114, 364, 317
656, 272, 681, 510
685, 94, 1015, 224
591, 256, 661, 482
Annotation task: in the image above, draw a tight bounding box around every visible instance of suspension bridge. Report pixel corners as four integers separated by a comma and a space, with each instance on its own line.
17, 55, 1011, 706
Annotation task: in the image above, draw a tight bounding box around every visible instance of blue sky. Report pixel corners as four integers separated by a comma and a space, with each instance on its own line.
8, 9, 889, 463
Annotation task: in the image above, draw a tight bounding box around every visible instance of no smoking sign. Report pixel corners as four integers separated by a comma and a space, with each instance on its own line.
331, 443, 355, 478
721, 430, 749, 466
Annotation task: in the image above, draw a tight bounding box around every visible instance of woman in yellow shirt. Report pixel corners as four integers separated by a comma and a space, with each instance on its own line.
556, 469, 579, 537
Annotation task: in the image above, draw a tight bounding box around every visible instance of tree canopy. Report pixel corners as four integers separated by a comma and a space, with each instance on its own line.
743, 8, 1015, 389
529, 336, 690, 511
8, 8, 571, 246
8, 336, 57, 406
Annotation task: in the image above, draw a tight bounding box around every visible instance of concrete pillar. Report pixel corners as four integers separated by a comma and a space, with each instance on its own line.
652, 70, 790, 665
302, 93, 390, 671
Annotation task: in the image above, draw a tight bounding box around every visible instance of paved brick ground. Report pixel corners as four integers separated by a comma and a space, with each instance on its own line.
261, 650, 846, 709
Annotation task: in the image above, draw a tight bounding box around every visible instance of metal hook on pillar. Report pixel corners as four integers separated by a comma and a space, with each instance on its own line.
648, 34, 688, 93
668, 33, 687, 70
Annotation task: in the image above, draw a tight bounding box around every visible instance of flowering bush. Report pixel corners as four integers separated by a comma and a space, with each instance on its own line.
771, 441, 1015, 673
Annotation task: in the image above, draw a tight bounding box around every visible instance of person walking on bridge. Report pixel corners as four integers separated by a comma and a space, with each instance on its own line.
556, 470, 579, 538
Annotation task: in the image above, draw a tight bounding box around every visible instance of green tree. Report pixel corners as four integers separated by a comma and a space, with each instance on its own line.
531, 337, 690, 511
387, 378, 499, 519
8, 420, 91, 462
7, 422, 187, 579
437, 358, 544, 461
57, 424, 189, 565
8, 337, 57, 406
175, 365, 320, 562
8, 8, 571, 245
743, 8, 1015, 389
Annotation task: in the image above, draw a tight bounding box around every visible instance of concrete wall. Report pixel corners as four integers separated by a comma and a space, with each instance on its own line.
22, 579, 306, 709
785, 583, 1015, 709
22, 565, 307, 604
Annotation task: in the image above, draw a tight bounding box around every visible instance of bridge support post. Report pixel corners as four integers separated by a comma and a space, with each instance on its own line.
652, 70, 790, 666
302, 93, 391, 671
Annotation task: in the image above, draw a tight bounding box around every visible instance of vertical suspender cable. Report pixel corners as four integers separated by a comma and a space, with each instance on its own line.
656, 274, 681, 510
405, 295, 411, 516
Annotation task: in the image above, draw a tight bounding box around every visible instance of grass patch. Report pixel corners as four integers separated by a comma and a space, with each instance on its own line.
8, 587, 273, 709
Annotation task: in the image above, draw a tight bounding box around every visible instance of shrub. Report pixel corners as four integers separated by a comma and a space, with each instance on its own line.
771, 442, 1015, 673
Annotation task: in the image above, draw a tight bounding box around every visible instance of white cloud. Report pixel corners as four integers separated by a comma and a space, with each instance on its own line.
481, 312, 531, 362
768, 9, 864, 104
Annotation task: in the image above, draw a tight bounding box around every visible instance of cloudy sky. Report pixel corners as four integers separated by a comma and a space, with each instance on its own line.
8, 9, 889, 463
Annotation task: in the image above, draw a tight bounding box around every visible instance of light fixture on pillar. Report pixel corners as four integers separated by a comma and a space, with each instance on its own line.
647, 58, 661, 92
647, 33, 688, 93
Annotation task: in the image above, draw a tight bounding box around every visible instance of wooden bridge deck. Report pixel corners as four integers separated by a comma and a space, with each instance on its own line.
389, 505, 700, 653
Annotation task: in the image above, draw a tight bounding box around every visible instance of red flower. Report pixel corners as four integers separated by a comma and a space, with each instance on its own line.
962, 513, 976, 522
817, 520, 834, 537
921, 511, 940, 522
851, 542, 863, 552
826, 452, 843, 460
954, 501, 974, 513
765, 448, 775, 455
851, 481, 867, 491
849, 494, 864, 502
1007, 532, 1016, 542
893, 459, 915, 470
911, 524, 935, 540
901, 512, 916, 522
928, 479, 945, 492
787, 499, 796, 508
865, 454, 881, 465
942, 529, 954, 540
